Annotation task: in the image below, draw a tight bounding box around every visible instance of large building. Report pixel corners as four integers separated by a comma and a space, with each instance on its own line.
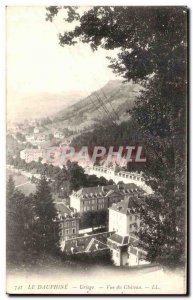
86, 166, 153, 194
70, 183, 144, 213
20, 148, 46, 163
54, 202, 80, 241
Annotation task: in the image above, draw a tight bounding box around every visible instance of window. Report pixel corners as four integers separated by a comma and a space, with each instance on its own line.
129, 224, 132, 229
59, 230, 63, 237
72, 221, 76, 226
66, 222, 69, 227
130, 216, 132, 221
72, 228, 76, 234
66, 229, 69, 235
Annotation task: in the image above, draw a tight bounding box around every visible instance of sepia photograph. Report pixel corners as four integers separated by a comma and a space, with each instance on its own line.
6, 5, 188, 295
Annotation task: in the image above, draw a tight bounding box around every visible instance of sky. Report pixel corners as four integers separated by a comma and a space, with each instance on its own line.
6, 6, 119, 123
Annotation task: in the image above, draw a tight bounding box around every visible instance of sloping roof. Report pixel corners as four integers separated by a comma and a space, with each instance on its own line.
64, 232, 111, 254
73, 183, 143, 200
87, 238, 108, 252
54, 202, 73, 215
109, 196, 145, 215
107, 233, 129, 245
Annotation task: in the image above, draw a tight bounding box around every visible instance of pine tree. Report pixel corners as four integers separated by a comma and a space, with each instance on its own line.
32, 176, 60, 257
7, 176, 33, 265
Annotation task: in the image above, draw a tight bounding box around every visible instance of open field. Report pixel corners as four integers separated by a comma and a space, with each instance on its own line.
6, 168, 36, 195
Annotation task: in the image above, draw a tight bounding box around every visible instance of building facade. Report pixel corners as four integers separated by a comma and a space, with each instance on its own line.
86, 166, 153, 194
54, 202, 79, 241
108, 196, 142, 236
70, 183, 144, 213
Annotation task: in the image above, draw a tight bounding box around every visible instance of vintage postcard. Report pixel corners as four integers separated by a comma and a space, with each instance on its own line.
6, 6, 188, 294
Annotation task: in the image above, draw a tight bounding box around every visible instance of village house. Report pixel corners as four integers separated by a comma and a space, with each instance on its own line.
33, 127, 40, 134
70, 183, 144, 213
54, 131, 63, 139
54, 202, 80, 241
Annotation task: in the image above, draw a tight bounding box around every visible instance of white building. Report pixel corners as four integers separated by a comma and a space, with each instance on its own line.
20, 148, 46, 163
109, 196, 141, 235
107, 196, 149, 267
54, 131, 63, 139
34, 127, 39, 134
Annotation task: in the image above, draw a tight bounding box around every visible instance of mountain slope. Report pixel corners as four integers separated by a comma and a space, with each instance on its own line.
51, 80, 142, 131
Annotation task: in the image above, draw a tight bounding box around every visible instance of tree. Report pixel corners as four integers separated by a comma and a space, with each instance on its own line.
46, 6, 187, 266
7, 176, 33, 265
49, 133, 54, 141
66, 160, 88, 191
16, 132, 26, 142
7, 175, 15, 199
32, 177, 60, 256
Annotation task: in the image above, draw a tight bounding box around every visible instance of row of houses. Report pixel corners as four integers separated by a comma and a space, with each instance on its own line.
87, 165, 153, 194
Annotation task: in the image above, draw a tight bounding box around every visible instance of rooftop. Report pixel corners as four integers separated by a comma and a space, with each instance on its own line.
63, 231, 112, 254
73, 183, 143, 200
107, 233, 139, 246
54, 202, 77, 218
109, 196, 145, 215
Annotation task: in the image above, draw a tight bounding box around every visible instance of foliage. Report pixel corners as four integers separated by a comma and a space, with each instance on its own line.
6, 176, 34, 264
71, 119, 142, 147
64, 248, 112, 266
32, 177, 60, 255
80, 209, 108, 229
16, 132, 26, 142
7, 175, 61, 266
